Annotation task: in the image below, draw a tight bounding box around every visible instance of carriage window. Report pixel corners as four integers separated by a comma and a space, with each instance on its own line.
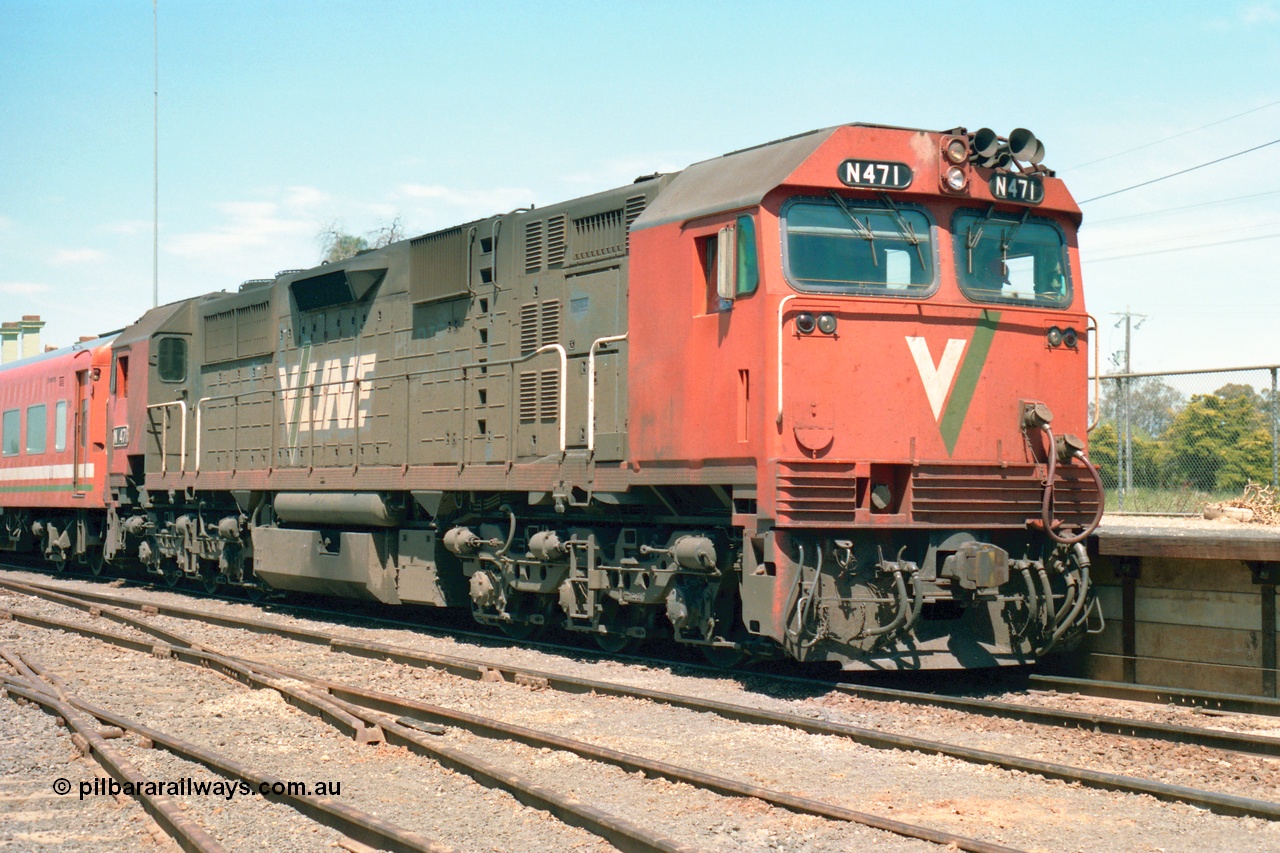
783, 197, 935, 296
54, 400, 68, 452
26, 404, 46, 454
157, 337, 187, 382
1, 410, 17, 456
953, 209, 1071, 308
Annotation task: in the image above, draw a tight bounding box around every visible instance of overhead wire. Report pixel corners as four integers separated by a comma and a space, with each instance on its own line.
1060, 99, 1280, 172
1083, 231, 1280, 263
1085, 188, 1280, 226
1077, 137, 1280, 204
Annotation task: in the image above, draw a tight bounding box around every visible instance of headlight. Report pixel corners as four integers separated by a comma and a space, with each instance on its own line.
817, 313, 837, 335
795, 313, 816, 335
1046, 326, 1063, 347
944, 166, 967, 191
1062, 327, 1078, 348
945, 138, 969, 164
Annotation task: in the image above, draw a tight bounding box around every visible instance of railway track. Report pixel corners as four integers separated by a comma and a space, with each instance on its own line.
11, 561, 1280, 728
2, 571, 1279, 829
0, 575, 1018, 853
6, 569, 1279, 759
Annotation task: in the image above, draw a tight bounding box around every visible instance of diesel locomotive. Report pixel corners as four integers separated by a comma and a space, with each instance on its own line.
0, 122, 1104, 670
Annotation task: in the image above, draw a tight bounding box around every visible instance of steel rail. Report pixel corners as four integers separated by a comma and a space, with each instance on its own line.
1, 674, 454, 853
9, 573, 1280, 757
0, 582, 1018, 853
0, 604, 693, 853
0, 673, 229, 853
4, 581, 1280, 821
1027, 673, 1280, 718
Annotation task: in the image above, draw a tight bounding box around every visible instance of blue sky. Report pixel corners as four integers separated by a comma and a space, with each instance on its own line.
1, 1, 1277, 374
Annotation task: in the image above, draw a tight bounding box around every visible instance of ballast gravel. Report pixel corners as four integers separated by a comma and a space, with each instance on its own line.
4, 569, 1280, 852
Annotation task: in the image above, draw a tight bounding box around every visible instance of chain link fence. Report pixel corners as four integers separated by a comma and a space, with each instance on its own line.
1089, 366, 1280, 514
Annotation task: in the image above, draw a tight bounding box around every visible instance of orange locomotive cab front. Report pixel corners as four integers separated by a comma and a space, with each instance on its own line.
629, 123, 1102, 669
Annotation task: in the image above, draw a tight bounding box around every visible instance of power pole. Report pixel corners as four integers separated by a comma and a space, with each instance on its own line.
1112, 308, 1147, 510
153, 0, 159, 309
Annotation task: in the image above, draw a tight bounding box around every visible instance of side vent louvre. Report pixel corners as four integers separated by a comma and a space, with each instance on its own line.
539, 370, 559, 421
518, 371, 538, 422
519, 303, 539, 355
524, 220, 544, 274
203, 301, 272, 364
624, 195, 646, 251
546, 215, 567, 268
517, 371, 558, 422
519, 299, 562, 355
410, 226, 470, 304
540, 300, 560, 347
571, 209, 625, 262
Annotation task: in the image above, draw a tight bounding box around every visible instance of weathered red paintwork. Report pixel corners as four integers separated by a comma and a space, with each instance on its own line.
0, 339, 113, 509
629, 125, 1089, 526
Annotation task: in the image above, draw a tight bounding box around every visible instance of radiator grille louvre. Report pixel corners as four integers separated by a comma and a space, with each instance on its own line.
776, 461, 859, 527
410, 226, 470, 304
571, 209, 626, 262
911, 465, 1100, 528
546, 215, 567, 267
524, 220, 544, 273
624, 195, 646, 251
203, 301, 272, 364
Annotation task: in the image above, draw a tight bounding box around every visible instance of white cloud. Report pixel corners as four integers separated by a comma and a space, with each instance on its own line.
50, 248, 108, 265
99, 219, 153, 236
166, 199, 316, 258
1242, 3, 1280, 24
0, 281, 51, 296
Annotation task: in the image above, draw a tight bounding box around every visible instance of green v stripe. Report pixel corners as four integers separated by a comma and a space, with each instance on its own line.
938, 310, 1001, 455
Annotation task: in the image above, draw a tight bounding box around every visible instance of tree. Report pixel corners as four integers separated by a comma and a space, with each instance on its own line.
317, 216, 405, 264
1162, 389, 1270, 492
1098, 376, 1183, 438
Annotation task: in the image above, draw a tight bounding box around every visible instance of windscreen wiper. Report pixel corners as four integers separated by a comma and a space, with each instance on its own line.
828, 190, 878, 267
879, 192, 926, 268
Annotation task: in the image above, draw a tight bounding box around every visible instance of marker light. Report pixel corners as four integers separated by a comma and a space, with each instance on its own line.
817, 313, 837, 335
795, 313, 816, 334
1062, 327, 1078, 348
1046, 326, 1063, 347
944, 166, 967, 191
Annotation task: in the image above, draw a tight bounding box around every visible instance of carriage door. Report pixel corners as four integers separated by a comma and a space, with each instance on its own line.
74, 369, 89, 494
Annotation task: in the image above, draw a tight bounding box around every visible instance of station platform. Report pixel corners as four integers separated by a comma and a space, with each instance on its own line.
1062, 516, 1280, 697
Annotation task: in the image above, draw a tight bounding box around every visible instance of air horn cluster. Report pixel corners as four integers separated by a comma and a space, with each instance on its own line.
968, 127, 1048, 173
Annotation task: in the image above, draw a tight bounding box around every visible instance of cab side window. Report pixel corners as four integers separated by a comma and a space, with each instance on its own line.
158, 338, 187, 382
735, 214, 759, 297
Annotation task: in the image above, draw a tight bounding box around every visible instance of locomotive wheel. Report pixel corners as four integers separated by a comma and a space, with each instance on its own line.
199, 572, 220, 595
51, 556, 68, 573
499, 620, 545, 642
159, 560, 183, 588
88, 550, 106, 577
700, 644, 747, 669
594, 631, 639, 654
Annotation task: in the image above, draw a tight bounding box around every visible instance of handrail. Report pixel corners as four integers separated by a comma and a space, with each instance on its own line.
1086, 313, 1100, 432
534, 343, 568, 454
146, 400, 187, 475
193, 397, 212, 472
587, 334, 627, 455
776, 294, 797, 425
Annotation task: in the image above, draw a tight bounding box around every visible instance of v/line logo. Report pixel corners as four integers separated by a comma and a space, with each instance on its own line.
278, 352, 377, 435
904, 311, 1002, 456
